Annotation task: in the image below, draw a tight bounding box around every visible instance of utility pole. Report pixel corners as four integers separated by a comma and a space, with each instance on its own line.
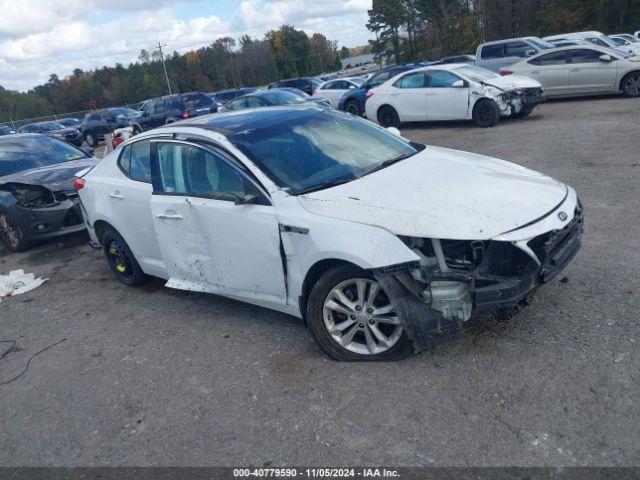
156, 42, 173, 95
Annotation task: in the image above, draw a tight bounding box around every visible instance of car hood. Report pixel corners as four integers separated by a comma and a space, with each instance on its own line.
482, 75, 542, 90
297, 146, 567, 240
0, 158, 98, 191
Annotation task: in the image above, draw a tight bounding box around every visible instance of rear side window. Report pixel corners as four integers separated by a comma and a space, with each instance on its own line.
481, 44, 504, 59
528, 51, 569, 66
118, 139, 151, 183
153, 99, 166, 116
182, 93, 212, 109
394, 72, 426, 88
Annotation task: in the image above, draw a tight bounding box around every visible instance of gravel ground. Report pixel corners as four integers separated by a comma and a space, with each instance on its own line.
0, 96, 639, 467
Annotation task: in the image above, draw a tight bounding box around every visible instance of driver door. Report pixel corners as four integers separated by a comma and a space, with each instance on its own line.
424, 70, 470, 120
149, 139, 287, 304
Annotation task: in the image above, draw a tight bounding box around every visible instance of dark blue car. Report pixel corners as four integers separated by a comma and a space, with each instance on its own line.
338, 63, 428, 116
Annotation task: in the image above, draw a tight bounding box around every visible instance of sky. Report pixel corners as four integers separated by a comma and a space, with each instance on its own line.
0, 0, 373, 92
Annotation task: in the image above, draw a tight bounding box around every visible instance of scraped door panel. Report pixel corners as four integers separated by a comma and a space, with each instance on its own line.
151, 195, 286, 303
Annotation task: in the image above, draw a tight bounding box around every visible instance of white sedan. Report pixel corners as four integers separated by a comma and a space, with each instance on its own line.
313, 77, 364, 108
504, 45, 640, 98
77, 107, 582, 361
365, 64, 545, 128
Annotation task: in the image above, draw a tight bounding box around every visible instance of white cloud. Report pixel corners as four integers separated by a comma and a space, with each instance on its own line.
0, 0, 372, 92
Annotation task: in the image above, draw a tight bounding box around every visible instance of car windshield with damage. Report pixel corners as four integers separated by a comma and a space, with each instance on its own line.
455, 66, 500, 82
0, 135, 88, 177
229, 109, 418, 194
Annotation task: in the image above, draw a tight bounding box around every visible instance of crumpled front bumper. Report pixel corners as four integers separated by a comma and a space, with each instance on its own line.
8, 196, 85, 241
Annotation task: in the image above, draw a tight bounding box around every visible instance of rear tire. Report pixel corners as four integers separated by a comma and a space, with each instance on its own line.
101, 228, 145, 286
306, 264, 412, 361
621, 71, 640, 97
0, 213, 28, 252
473, 99, 501, 127
377, 105, 401, 128
344, 100, 361, 116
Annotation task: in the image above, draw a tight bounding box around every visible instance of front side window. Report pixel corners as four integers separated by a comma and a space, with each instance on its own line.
427, 71, 460, 88
226, 98, 246, 111
367, 71, 391, 87
505, 41, 532, 58
153, 99, 166, 115
229, 109, 417, 195
156, 143, 247, 198
118, 139, 151, 183
0, 135, 88, 176
394, 72, 426, 89
245, 97, 265, 108
568, 49, 605, 64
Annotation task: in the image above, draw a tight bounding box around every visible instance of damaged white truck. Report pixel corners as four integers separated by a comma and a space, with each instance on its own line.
76, 107, 582, 361
365, 64, 545, 128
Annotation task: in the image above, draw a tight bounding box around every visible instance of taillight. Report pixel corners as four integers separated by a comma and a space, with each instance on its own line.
182, 111, 189, 119
365, 92, 374, 100
499, 69, 514, 76
74, 178, 86, 191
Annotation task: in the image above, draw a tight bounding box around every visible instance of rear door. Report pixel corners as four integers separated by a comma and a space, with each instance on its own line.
566, 48, 619, 94
149, 140, 286, 303
522, 50, 570, 96
424, 70, 469, 120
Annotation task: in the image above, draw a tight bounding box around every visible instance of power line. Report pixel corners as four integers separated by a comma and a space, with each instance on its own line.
156, 42, 173, 95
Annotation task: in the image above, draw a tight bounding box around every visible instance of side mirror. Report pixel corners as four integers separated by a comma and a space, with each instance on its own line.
525, 49, 536, 57
598, 54, 613, 62
234, 193, 259, 205
386, 127, 402, 137
451, 79, 467, 88
141, 110, 150, 117
348, 85, 355, 90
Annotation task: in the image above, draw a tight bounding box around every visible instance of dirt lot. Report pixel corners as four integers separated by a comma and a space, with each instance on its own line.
1, 97, 639, 466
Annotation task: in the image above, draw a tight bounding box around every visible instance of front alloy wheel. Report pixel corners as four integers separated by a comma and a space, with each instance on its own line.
323, 278, 403, 355
0, 214, 27, 251
306, 265, 411, 361
622, 72, 640, 97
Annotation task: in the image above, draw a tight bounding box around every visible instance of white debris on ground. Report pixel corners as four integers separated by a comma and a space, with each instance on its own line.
0, 270, 47, 300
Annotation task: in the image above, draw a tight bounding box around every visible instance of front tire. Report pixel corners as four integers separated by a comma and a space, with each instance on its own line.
102, 228, 145, 286
306, 265, 411, 361
621, 71, 640, 97
377, 106, 401, 128
473, 99, 501, 127
0, 213, 28, 251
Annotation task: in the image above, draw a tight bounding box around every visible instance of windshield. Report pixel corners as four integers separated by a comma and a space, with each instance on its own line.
0, 135, 88, 176
454, 66, 499, 82
39, 122, 66, 132
229, 110, 418, 195
529, 38, 554, 50
261, 90, 308, 105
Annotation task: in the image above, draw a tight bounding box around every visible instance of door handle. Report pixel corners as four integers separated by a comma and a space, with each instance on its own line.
570, 68, 580, 72
155, 213, 184, 220
530, 70, 539, 75
109, 192, 124, 199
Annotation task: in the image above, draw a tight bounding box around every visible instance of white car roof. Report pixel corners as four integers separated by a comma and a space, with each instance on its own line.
544, 31, 605, 41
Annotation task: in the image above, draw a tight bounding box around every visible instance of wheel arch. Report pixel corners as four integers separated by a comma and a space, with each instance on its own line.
299, 258, 363, 320
619, 70, 640, 92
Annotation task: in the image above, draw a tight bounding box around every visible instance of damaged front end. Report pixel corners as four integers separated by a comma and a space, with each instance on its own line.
479, 84, 546, 116
0, 182, 85, 242
373, 204, 583, 352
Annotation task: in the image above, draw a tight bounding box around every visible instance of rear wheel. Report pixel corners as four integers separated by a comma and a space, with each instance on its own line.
306, 265, 411, 361
0, 214, 28, 251
621, 71, 640, 97
473, 99, 501, 127
344, 100, 361, 116
102, 228, 145, 286
377, 105, 401, 128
